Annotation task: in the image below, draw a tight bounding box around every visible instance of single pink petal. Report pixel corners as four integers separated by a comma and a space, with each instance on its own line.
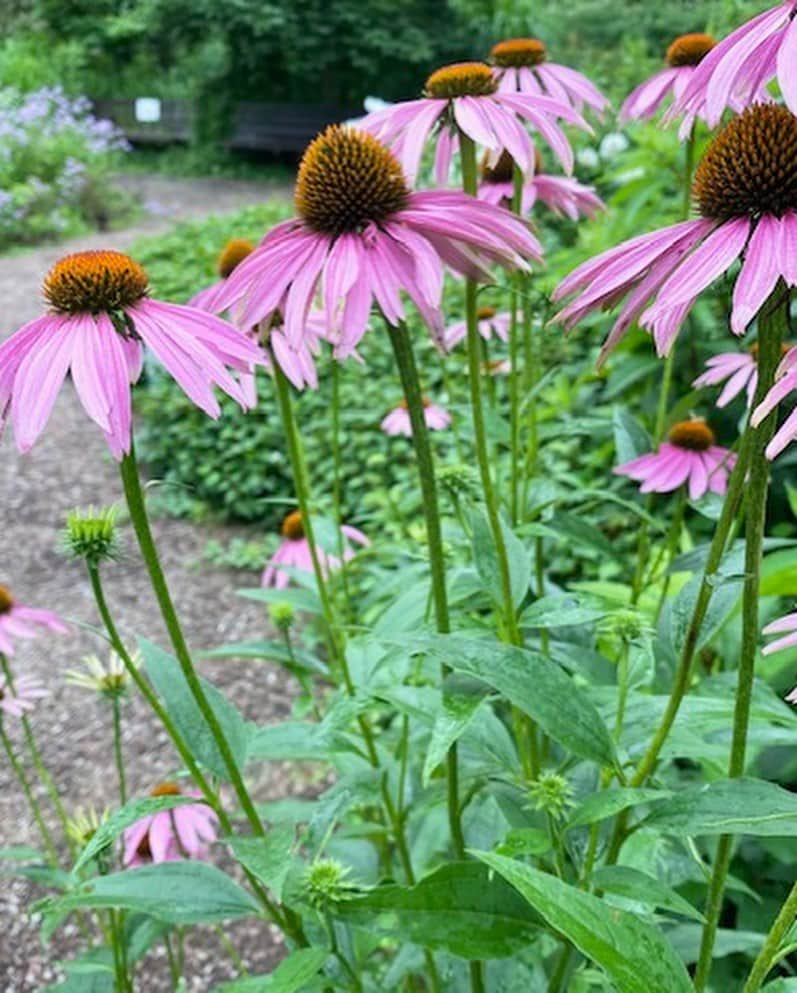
12, 317, 79, 452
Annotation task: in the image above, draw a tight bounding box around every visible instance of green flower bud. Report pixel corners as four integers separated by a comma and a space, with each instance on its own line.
527, 771, 574, 819
64, 506, 120, 566
269, 601, 295, 632
303, 858, 358, 908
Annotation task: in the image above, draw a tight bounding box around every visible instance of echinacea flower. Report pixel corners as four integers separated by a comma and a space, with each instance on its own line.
614, 418, 736, 499
444, 304, 512, 350
66, 806, 109, 848
123, 782, 218, 866
762, 609, 797, 656
213, 126, 542, 358
478, 149, 604, 220
360, 61, 589, 185
693, 342, 792, 409
65, 649, 141, 697
750, 345, 797, 458
489, 38, 609, 117
262, 510, 370, 589
0, 584, 68, 656
0, 673, 47, 718
554, 104, 797, 366
189, 238, 255, 313
672, 2, 797, 129
0, 250, 265, 457
381, 398, 451, 437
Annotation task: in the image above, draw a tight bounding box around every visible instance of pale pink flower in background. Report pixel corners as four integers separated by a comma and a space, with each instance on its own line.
554, 105, 797, 367
751, 346, 797, 458
672, 2, 797, 129
214, 126, 542, 359
381, 399, 451, 437
188, 237, 255, 312
0, 250, 265, 457
0, 584, 68, 656
359, 61, 590, 184
478, 149, 604, 220
123, 784, 219, 867
489, 38, 609, 116
614, 419, 736, 500
0, 674, 47, 718
762, 610, 797, 656
693, 350, 758, 408
483, 358, 512, 376
262, 510, 370, 589
444, 305, 512, 350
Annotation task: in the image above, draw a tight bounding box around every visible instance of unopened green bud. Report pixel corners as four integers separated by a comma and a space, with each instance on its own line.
269, 601, 295, 632
527, 771, 574, 819
437, 463, 480, 501
64, 506, 120, 565
303, 858, 358, 908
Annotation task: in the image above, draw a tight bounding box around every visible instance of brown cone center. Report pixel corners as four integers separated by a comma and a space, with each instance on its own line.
43, 250, 149, 314
668, 419, 715, 451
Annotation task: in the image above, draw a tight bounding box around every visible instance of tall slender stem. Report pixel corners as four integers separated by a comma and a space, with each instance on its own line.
330, 359, 353, 622
119, 447, 266, 842
459, 130, 521, 645
743, 877, 797, 993
508, 164, 524, 525
0, 718, 59, 862
693, 286, 788, 992
111, 695, 127, 806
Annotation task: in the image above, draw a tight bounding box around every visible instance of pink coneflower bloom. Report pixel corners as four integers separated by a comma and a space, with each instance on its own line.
359, 62, 589, 185
0, 673, 47, 718
614, 418, 736, 500
553, 104, 797, 366
672, 2, 797, 129
381, 398, 451, 437
478, 149, 604, 221
489, 38, 609, 117
188, 238, 255, 312
0, 584, 68, 657
693, 342, 793, 409
762, 609, 797, 656
262, 510, 370, 589
750, 345, 797, 458
123, 782, 219, 867
213, 126, 542, 359
0, 250, 265, 457
444, 305, 512, 350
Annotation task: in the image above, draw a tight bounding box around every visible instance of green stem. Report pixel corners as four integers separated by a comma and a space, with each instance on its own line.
120, 447, 266, 843
742, 878, 797, 993
693, 286, 788, 993
652, 489, 687, 623
459, 130, 521, 645
0, 717, 59, 862
331, 359, 353, 623
386, 320, 466, 861
508, 166, 524, 525
111, 695, 127, 806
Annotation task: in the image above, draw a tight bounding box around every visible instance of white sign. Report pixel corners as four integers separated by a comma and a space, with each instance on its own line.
134, 98, 162, 123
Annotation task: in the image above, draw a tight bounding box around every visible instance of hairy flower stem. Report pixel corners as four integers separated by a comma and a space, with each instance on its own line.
111, 695, 127, 806
743, 878, 797, 992
0, 654, 74, 854
87, 563, 297, 940
0, 717, 59, 862
331, 360, 354, 623
693, 286, 788, 993
387, 320, 467, 860
508, 164, 524, 525
459, 130, 521, 646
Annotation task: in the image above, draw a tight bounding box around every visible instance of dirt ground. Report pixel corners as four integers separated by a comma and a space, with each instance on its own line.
0, 175, 304, 991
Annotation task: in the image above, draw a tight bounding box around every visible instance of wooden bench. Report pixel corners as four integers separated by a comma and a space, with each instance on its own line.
91, 99, 194, 145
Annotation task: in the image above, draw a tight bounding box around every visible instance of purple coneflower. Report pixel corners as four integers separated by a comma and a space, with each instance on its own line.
0, 673, 47, 718
478, 149, 604, 220
262, 510, 370, 590
213, 126, 541, 358
489, 38, 609, 117
672, 2, 797, 128
0, 250, 265, 456
189, 238, 255, 312
693, 342, 792, 409
614, 418, 736, 500
762, 610, 797, 657
554, 104, 797, 366
360, 61, 589, 185
123, 782, 219, 866
381, 398, 451, 437
0, 584, 68, 656
445, 304, 512, 350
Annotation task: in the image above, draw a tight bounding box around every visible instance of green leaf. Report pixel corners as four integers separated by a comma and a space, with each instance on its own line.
227, 825, 295, 902
335, 861, 541, 958
140, 638, 250, 780
568, 788, 671, 829
659, 574, 741, 663
495, 827, 551, 858
644, 778, 797, 836
471, 509, 531, 609
420, 636, 617, 768
248, 721, 355, 761
475, 852, 693, 993
613, 407, 650, 464
45, 862, 259, 924
201, 641, 326, 675
237, 587, 321, 613
423, 682, 485, 786
73, 795, 200, 874
213, 948, 329, 992
590, 866, 705, 923
762, 981, 797, 993
521, 593, 608, 628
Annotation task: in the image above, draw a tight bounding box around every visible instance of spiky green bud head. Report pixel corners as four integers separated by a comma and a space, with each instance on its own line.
527, 771, 574, 819
269, 601, 295, 632
303, 858, 358, 908
64, 506, 121, 565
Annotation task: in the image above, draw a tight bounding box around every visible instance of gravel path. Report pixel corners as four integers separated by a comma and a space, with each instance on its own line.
0, 175, 302, 991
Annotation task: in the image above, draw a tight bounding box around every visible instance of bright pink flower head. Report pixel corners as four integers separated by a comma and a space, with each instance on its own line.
614, 418, 736, 500
0, 250, 266, 458
381, 398, 451, 437
262, 509, 370, 589
671, 3, 797, 131
213, 126, 542, 359
554, 105, 797, 368
490, 38, 609, 117
123, 782, 219, 867
0, 584, 68, 657
444, 304, 513, 350
0, 673, 47, 718
478, 149, 604, 220
359, 61, 591, 186
694, 342, 793, 411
